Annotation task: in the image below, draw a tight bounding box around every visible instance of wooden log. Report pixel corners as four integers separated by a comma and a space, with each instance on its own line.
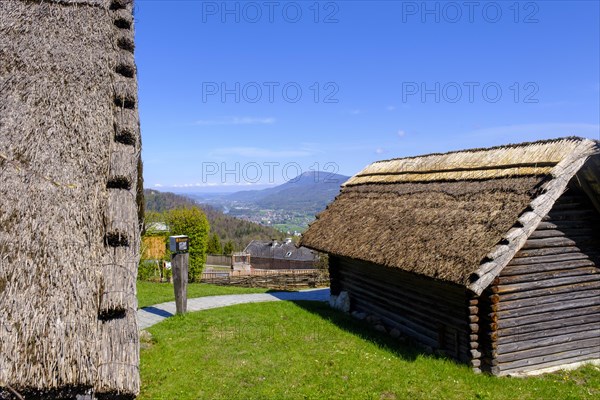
495, 312, 600, 337
468, 306, 478, 315
495, 350, 600, 376
547, 209, 598, 220
507, 252, 592, 266
470, 349, 482, 359
496, 321, 600, 345
496, 305, 600, 330
536, 220, 596, 230
497, 274, 600, 295
498, 266, 598, 285
495, 287, 600, 311
340, 278, 469, 332
351, 297, 439, 348
496, 328, 600, 354
494, 288, 600, 312
470, 334, 478, 342
528, 229, 566, 239
338, 257, 467, 300
521, 237, 579, 250
498, 280, 600, 302
495, 339, 600, 364
339, 270, 466, 310
513, 246, 583, 258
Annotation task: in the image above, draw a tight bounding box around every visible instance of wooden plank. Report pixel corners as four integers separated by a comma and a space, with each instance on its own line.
494, 288, 600, 312
495, 339, 600, 364
498, 266, 598, 285
496, 329, 600, 354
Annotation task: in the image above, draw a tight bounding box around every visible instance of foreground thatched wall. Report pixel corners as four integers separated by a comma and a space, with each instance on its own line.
1, 0, 141, 398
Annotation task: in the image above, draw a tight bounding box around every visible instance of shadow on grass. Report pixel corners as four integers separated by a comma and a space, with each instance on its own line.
288, 300, 429, 363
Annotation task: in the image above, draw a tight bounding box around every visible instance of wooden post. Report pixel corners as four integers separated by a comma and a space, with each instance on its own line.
169, 235, 189, 315
172, 252, 188, 314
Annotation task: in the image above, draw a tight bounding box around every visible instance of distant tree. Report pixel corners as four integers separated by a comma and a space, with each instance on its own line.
206, 233, 222, 255
223, 240, 235, 256
165, 207, 210, 282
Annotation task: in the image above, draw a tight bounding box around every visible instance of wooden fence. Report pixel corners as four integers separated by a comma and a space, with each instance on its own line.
201, 269, 329, 290
206, 254, 231, 266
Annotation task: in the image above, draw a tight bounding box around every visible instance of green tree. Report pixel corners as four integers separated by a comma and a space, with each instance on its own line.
206, 233, 222, 255
223, 240, 234, 256
165, 207, 210, 282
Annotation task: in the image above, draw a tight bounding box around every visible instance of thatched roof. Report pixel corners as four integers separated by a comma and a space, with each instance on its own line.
301, 137, 600, 294
1, 0, 141, 398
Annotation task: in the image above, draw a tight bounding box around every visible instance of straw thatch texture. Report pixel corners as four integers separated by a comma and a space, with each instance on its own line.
301, 138, 600, 291
1, 0, 141, 398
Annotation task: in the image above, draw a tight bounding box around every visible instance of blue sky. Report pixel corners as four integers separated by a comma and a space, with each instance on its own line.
134, 0, 600, 192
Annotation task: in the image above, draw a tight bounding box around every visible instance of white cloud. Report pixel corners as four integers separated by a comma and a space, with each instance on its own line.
193, 116, 275, 126
397, 130, 406, 137
375, 148, 386, 154
153, 183, 163, 188
386, 105, 396, 111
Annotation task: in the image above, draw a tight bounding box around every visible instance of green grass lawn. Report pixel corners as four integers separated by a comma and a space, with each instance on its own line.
136, 281, 270, 309
140, 301, 600, 400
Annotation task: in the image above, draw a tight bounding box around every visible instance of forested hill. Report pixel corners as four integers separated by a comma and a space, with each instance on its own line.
145, 189, 196, 212
144, 189, 284, 251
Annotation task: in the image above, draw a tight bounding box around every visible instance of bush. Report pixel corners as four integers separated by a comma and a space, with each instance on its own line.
165, 207, 210, 282
138, 260, 161, 281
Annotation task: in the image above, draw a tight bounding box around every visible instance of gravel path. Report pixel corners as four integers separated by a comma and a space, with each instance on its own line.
137, 288, 330, 330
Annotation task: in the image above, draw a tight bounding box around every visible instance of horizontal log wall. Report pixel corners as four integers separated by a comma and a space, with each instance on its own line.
331, 256, 471, 363
493, 188, 600, 375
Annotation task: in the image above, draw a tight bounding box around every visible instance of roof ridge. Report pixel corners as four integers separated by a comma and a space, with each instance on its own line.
372, 136, 596, 165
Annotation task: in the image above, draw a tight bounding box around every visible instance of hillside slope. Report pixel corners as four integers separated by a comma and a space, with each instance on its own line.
144, 189, 284, 251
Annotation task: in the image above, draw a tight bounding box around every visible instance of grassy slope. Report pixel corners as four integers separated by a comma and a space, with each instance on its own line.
140, 301, 600, 400
136, 281, 269, 309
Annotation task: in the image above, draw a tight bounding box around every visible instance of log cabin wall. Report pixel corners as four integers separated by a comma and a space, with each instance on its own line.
330, 255, 472, 363
492, 187, 600, 376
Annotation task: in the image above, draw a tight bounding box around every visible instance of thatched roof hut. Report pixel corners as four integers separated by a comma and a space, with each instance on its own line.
244, 240, 318, 270
1, 0, 142, 397
302, 137, 600, 375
